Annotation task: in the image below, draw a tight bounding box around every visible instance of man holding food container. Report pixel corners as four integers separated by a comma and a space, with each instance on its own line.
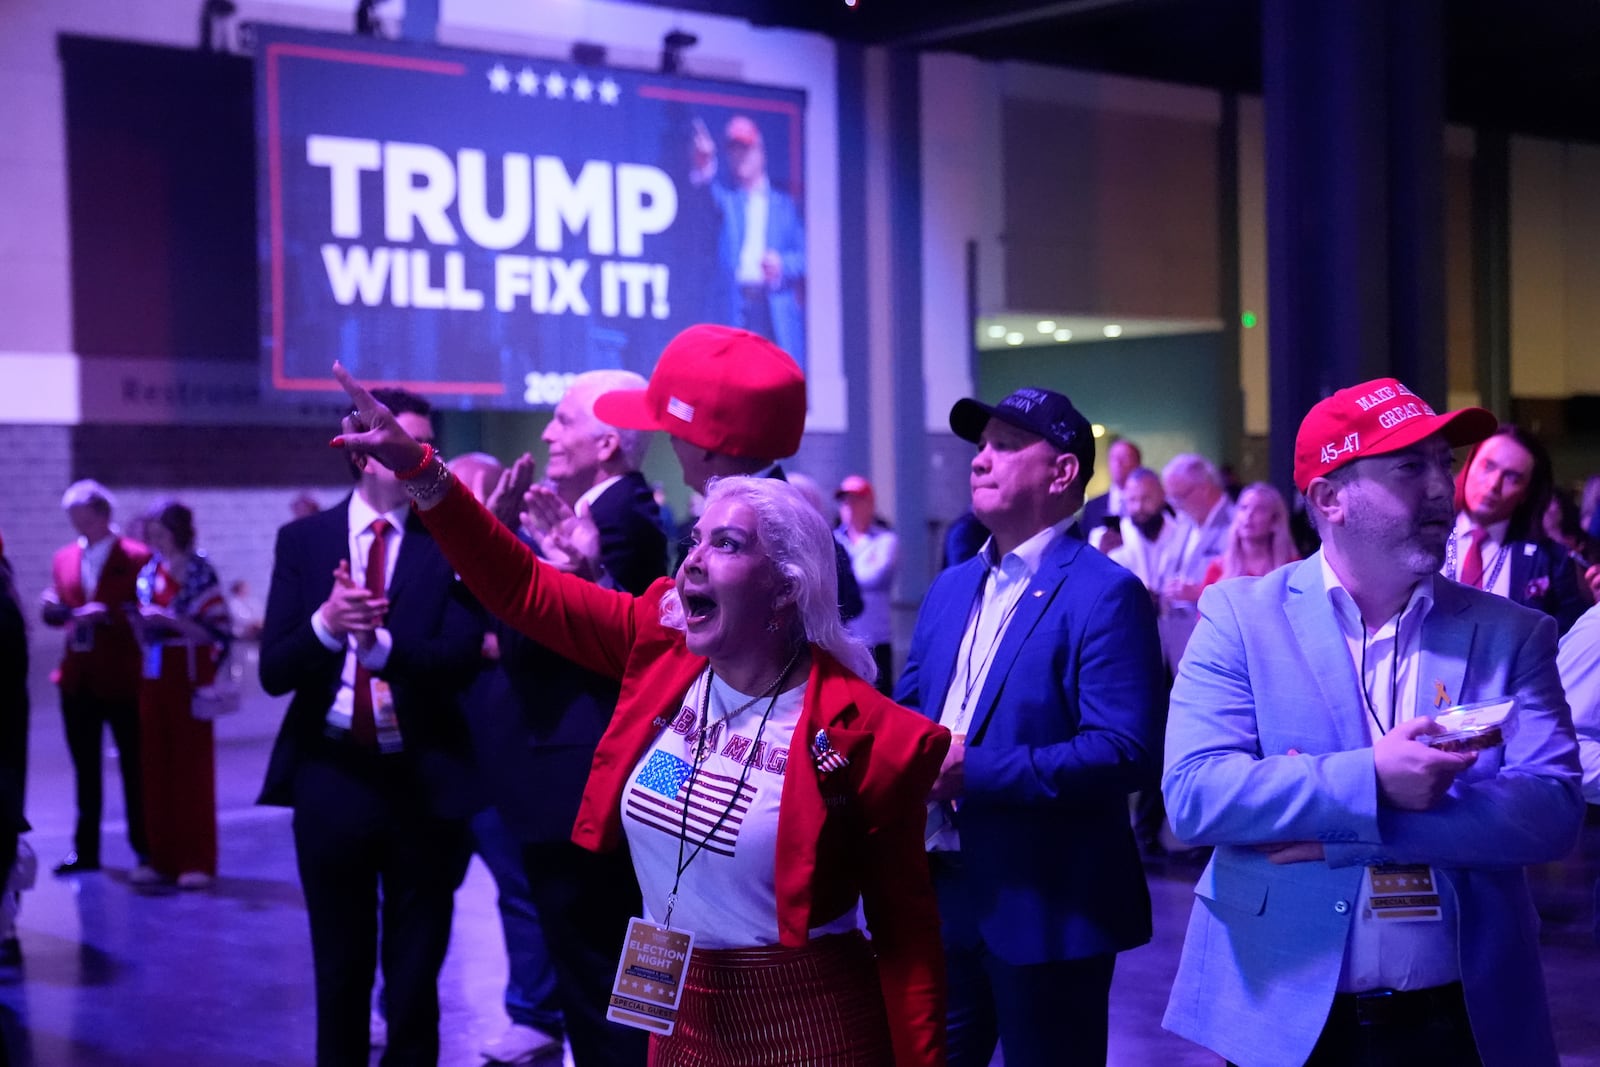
1160, 378, 1584, 1067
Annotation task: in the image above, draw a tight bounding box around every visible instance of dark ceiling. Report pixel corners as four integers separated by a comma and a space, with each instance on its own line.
640, 0, 1600, 144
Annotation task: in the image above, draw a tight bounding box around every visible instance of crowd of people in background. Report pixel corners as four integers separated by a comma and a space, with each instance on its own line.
4, 325, 1600, 1067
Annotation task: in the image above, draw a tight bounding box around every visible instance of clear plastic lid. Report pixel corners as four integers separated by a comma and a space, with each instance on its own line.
1421, 696, 1516, 752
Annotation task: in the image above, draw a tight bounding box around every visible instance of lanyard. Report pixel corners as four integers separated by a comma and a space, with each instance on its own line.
1443, 529, 1508, 592
662, 658, 795, 929
953, 568, 1025, 728
1358, 610, 1403, 736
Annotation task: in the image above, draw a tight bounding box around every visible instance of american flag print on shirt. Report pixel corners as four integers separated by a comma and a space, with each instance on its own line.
625, 750, 757, 857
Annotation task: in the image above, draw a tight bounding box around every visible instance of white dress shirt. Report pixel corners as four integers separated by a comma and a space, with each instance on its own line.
926, 518, 1071, 851
312, 494, 409, 728
736, 177, 770, 285
1558, 603, 1600, 804
1322, 557, 1460, 993
79, 533, 116, 598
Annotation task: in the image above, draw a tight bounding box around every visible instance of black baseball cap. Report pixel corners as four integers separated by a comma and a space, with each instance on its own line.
950, 387, 1096, 482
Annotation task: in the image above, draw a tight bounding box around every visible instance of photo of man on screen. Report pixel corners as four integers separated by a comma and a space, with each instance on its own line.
688, 114, 806, 362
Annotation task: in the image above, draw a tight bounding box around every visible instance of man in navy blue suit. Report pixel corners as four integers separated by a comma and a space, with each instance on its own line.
688, 116, 806, 360
259, 389, 484, 1066
896, 387, 1166, 1067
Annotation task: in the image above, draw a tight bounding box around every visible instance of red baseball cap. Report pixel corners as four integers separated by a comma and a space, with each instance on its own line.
1293, 377, 1497, 491
594, 324, 807, 460
835, 475, 873, 498
725, 116, 763, 146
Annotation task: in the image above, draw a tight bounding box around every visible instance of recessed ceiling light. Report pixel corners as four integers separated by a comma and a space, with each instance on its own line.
1005, 332, 1024, 345
1103, 324, 1123, 338
1053, 329, 1072, 342
1036, 320, 1056, 333
986, 324, 1006, 339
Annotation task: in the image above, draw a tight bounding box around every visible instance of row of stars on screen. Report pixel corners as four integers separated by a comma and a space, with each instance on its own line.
487, 63, 622, 103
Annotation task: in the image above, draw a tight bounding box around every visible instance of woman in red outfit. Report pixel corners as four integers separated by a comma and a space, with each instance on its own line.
130, 502, 231, 890
334, 364, 950, 1067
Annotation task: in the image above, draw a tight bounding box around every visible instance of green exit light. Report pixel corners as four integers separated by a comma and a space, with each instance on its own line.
1241, 311, 1258, 329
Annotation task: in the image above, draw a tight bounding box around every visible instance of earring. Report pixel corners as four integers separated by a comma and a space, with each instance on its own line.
765, 617, 782, 633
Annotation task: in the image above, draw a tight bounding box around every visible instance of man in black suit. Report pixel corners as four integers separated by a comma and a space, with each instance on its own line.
1080, 436, 1142, 550
1446, 423, 1586, 633
259, 388, 484, 1066
459, 370, 665, 1067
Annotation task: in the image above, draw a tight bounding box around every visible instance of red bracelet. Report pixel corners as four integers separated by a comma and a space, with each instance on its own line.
395, 442, 435, 481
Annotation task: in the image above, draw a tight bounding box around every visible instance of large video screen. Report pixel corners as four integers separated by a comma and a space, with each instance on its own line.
254, 25, 807, 408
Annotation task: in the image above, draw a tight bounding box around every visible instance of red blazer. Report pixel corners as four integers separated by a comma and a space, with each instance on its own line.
50, 537, 150, 700
423, 481, 950, 1067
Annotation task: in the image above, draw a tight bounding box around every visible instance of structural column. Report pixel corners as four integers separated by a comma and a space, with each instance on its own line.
1263, 0, 1445, 489
885, 48, 929, 599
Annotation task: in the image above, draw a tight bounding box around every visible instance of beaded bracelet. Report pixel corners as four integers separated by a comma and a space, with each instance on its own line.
395, 442, 436, 481
403, 453, 453, 506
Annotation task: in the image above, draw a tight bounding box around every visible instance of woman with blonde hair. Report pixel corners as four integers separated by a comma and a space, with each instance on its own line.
331, 364, 951, 1066
1202, 482, 1298, 587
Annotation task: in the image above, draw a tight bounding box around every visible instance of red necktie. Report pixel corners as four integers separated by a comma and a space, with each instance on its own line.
1458, 527, 1486, 589
351, 518, 390, 746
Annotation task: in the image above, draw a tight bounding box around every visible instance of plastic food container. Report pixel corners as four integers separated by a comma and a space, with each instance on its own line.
1422, 696, 1516, 753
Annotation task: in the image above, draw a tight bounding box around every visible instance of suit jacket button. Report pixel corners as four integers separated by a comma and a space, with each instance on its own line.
1334, 900, 1350, 914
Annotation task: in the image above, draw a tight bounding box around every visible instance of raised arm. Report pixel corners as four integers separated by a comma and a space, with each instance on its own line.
330, 362, 644, 678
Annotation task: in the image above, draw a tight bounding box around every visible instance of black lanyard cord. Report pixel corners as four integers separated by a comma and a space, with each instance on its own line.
1358, 610, 1403, 737
662, 656, 798, 929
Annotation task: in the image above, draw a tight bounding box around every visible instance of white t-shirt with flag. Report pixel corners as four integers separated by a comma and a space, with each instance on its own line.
622, 668, 862, 949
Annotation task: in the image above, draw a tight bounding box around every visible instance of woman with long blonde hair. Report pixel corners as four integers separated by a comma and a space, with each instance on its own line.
1203, 483, 1298, 587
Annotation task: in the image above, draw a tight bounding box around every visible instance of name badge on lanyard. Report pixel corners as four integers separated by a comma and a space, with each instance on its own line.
1367, 864, 1443, 922
608, 917, 696, 1035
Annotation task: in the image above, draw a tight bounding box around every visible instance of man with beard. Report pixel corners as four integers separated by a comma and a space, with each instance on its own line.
1107, 466, 1187, 857
1109, 469, 1184, 657
1443, 424, 1586, 633
1159, 454, 1236, 668
1162, 378, 1583, 1067
1083, 437, 1142, 549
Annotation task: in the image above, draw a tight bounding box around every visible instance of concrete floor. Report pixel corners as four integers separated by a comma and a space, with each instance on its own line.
1, 650, 1597, 1066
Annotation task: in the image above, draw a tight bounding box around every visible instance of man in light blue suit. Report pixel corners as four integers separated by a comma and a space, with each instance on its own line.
1163, 377, 1584, 1067
689, 115, 805, 360
897, 387, 1165, 1067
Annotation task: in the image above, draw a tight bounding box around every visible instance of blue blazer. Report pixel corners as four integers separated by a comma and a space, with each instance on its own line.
1162, 554, 1584, 1067
707, 181, 806, 358
896, 530, 1165, 964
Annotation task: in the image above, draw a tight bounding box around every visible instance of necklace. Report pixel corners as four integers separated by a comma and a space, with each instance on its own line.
693, 645, 803, 758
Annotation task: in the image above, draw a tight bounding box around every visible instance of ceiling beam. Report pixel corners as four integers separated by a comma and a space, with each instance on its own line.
884, 0, 1143, 49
